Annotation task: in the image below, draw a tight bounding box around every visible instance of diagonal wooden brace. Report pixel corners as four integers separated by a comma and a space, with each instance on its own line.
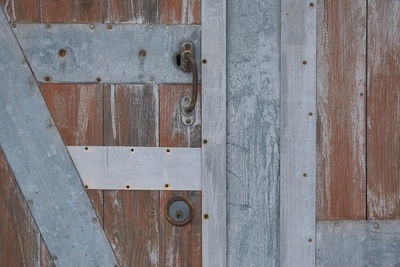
0, 8, 118, 267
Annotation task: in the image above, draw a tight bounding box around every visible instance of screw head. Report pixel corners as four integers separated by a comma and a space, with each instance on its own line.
203, 213, 209, 220
185, 118, 192, 124
44, 76, 51, 82
139, 50, 147, 57
89, 24, 95, 30
58, 49, 67, 57
107, 24, 113, 30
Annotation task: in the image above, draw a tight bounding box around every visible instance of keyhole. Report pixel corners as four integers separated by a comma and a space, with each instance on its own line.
175, 210, 183, 220
175, 54, 181, 67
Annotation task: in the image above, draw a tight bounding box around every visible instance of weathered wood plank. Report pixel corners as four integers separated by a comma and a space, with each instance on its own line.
41, 84, 104, 146
280, 1, 317, 266
159, 84, 201, 148
0, 0, 39, 22
316, 0, 367, 220
159, 190, 202, 267
367, 0, 400, 219
103, 84, 158, 146
159, 0, 201, 24
104, 0, 159, 23
13, 24, 201, 84
42, 0, 103, 23
41, 83, 104, 222
0, 8, 117, 265
0, 148, 43, 267
317, 220, 400, 266
202, 0, 226, 265
226, 0, 280, 265
102, 83, 161, 266
103, 190, 160, 267
67, 146, 201, 190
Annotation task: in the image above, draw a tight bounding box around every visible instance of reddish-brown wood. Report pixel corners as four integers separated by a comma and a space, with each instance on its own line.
102, 83, 161, 266
41, 83, 104, 221
160, 84, 201, 148
1, 0, 201, 23
41, 84, 104, 146
104, 0, 159, 23
367, 0, 400, 219
316, 0, 367, 220
0, 0, 40, 22
103, 190, 160, 266
159, 190, 202, 267
42, 0, 103, 23
40, 237, 55, 267
160, 0, 201, 24
103, 84, 158, 146
0, 148, 55, 266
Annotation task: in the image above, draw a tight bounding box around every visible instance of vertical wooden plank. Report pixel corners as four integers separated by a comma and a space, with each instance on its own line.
367, 0, 400, 219
104, 0, 159, 23
0, 148, 41, 267
41, 84, 104, 146
202, 0, 226, 265
159, 191, 202, 267
41, 83, 104, 221
40, 237, 55, 267
280, 1, 316, 266
103, 190, 160, 267
103, 84, 158, 147
42, 0, 103, 23
0, 0, 40, 22
159, 0, 201, 24
159, 84, 201, 148
226, 0, 280, 265
316, 0, 367, 220
103, 83, 160, 266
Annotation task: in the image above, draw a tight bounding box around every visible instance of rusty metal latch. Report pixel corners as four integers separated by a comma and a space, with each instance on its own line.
176, 42, 198, 115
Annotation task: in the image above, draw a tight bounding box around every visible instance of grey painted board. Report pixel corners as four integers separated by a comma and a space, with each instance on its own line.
226, 0, 280, 266
13, 23, 201, 84
68, 146, 201, 190
317, 221, 400, 266
280, 1, 317, 266
0, 8, 118, 267
202, 0, 226, 266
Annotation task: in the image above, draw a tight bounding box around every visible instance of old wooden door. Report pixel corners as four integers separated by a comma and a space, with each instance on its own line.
0, 1, 225, 267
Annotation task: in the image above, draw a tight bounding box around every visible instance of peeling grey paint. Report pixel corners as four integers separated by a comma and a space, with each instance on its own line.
227, 0, 280, 266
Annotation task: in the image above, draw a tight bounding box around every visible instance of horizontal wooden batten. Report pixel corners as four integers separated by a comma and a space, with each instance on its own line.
68, 146, 201, 190
317, 220, 400, 266
13, 23, 201, 84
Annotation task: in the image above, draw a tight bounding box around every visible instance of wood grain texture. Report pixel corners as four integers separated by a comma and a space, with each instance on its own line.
104, 84, 158, 146
0, 148, 42, 267
367, 0, 400, 219
104, 0, 159, 23
41, 84, 104, 146
317, 221, 400, 266
1, 0, 201, 23
0, 8, 117, 264
202, 0, 226, 265
42, 0, 103, 23
102, 83, 161, 266
160, 84, 201, 148
41, 83, 105, 222
316, 0, 367, 220
103, 190, 160, 267
280, 1, 316, 266
160, 191, 202, 267
226, 0, 280, 265
160, 0, 200, 24
0, 0, 39, 22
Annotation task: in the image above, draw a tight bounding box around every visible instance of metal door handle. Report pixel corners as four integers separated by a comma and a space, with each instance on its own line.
178, 42, 198, 114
